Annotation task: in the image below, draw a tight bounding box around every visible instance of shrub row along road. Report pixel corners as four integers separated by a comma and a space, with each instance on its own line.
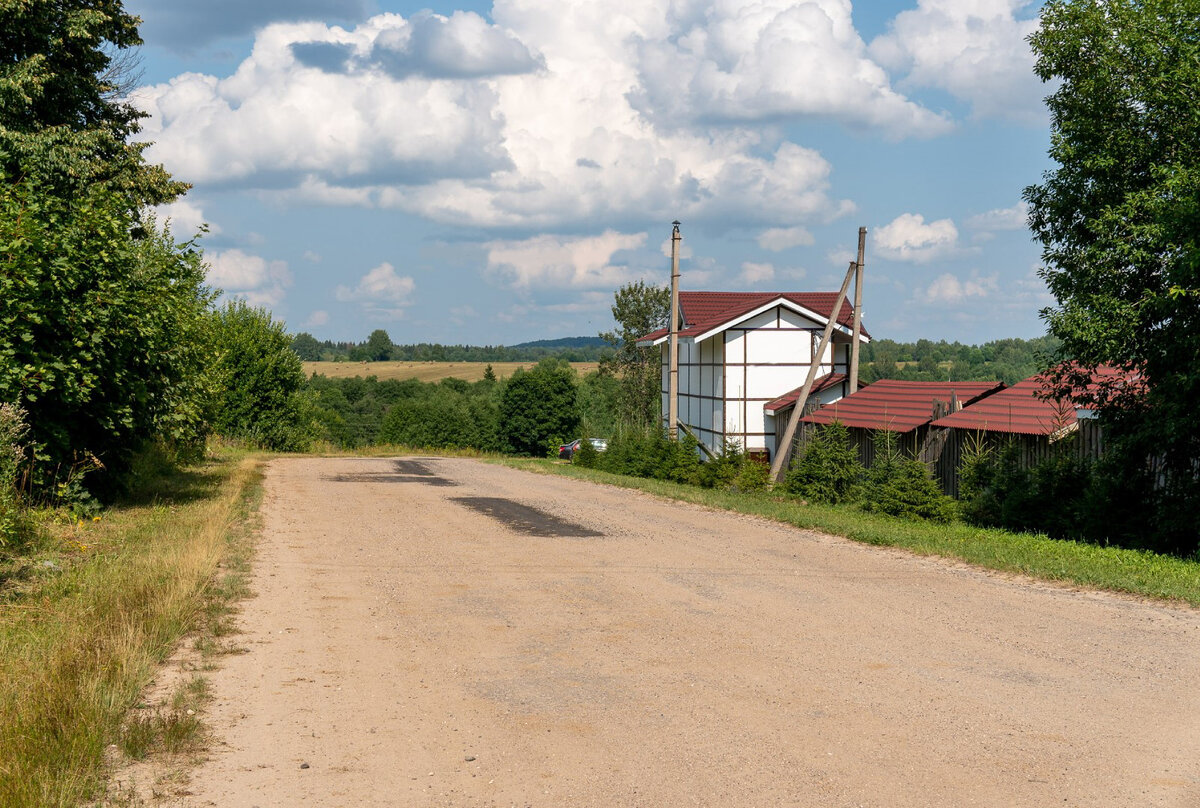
177, 457, 1200, 806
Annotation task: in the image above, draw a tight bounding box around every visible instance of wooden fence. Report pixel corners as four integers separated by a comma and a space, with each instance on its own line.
793, 419, 1107, 499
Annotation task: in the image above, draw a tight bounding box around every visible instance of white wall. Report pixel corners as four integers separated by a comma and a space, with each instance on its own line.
660, 302, 858, 459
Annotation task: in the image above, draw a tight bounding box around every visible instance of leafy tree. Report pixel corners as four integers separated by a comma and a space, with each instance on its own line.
290, 332, 322, 361
499, 359, 580, 455
1025, 0, 1200, 552
365, 329, 393, 362
0, 184, 214, 485
0, 0, 185, 207
577, 369, 619, 437
600, 281, 669, 429
209, 302, 308, 451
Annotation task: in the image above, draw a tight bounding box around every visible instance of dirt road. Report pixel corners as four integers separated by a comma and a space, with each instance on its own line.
171, 456, 1200, 806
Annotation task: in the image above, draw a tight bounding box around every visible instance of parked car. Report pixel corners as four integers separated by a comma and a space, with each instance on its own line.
557, 438, 607, 460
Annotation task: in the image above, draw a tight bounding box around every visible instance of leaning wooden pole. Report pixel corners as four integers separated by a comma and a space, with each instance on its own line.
849, 226, 866, 394
768, 261, 857, 483
667, 221, 681, 440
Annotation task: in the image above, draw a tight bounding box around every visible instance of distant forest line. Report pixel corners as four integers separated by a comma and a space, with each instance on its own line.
294, 331, 1060, 387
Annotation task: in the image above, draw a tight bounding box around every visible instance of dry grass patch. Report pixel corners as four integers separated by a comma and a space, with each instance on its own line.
0, 451, 263, 808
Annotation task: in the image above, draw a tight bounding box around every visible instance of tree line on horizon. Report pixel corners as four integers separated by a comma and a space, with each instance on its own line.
290, 329, 613, 363
290, 326, 1060, 389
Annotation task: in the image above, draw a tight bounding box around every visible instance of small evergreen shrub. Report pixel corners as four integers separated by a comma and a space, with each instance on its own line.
860, 431, 956, 523
959, 435, 1093, 540
733, 458, 771, 492
782, 422, 862, 504
574, 436, 599, 467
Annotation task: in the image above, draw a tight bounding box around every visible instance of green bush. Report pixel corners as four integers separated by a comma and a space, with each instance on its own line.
783, 422, 862, 504
0, 184, 214, 491
209, 302, 309, 451
0, 404, 30, 548
379, 388, 500, 451
959, 437, 1093, 540
500, 359, 581, 456
733, 458, 771, 492
574, 436, 599, 467
860, 431, 956, 523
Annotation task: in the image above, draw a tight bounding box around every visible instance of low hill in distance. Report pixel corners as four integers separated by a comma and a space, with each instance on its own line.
509, 336, 607, 350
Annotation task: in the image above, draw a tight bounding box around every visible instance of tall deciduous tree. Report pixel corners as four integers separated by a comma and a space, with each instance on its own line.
1025, 0, 1200, 551
365, 329, 394, 362
499, 359, 579, 456
0, 0, 185, 206
209, 302, 309, 451
600, 281, 669, 430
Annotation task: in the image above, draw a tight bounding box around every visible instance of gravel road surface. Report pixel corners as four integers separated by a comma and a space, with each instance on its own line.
175, 456, 1200, 806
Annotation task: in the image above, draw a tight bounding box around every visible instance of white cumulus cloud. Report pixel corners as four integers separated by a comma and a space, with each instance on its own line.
154, 199, 220, 238
133, 16, 515, 187
739, 261, 776, 285
870, 0, 1044, 122
757, 225, 814, 252
631, 0, 952, 137
335, 262, 416, 317
875, 213, 959, 263
966, 201, 1029, 231
133, 5, 865, 231
205, 248, 292, 306
485, 230, 649, 290
921, 272, 998, 304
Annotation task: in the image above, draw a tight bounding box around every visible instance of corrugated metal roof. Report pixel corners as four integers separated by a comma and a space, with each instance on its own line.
801, 379, 1005, 433
930, 377, 1072, 435
763, 373, 850, 414
931, 365, 1140, 435
639, 291, 868, 344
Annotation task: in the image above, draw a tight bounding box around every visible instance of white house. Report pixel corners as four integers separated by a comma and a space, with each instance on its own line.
638, 291, 870, 461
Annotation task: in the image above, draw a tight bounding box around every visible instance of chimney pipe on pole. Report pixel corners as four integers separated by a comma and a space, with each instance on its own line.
668, 221, 681, 440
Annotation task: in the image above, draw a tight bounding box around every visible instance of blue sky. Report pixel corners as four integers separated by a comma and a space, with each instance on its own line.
125, 0, 1052, 345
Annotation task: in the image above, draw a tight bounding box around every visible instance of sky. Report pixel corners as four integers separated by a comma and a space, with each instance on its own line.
125, 0, 1054, 346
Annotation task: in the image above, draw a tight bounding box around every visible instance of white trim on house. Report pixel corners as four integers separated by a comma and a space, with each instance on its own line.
641, 295, 871, 347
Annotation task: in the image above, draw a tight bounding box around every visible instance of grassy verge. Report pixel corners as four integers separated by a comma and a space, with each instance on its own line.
0, 449, 264, 807
496, 457, 1200, 608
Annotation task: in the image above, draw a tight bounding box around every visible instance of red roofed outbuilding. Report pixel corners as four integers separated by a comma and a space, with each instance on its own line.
790, 379, 1005, 473
922, 365, 1134, 495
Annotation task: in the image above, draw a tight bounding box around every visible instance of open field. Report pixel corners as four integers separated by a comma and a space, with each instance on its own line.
303, 360, 600, 382
154, 456, 1200, 806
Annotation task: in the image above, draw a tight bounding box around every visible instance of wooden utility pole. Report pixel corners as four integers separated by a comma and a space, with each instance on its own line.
768, 260, 857, 483
668, 221, 681, 440
849, 226, 866, 394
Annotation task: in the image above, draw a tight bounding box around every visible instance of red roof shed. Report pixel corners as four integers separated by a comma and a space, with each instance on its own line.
931, 365, 1141, 435
801, 379, 1005, 433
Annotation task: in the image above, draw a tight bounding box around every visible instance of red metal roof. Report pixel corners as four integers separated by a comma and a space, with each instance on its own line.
763, 373, 851, 414
639, 291, 868, 343
931, 365, 1141, 435
930, 376, 1073, 435
801, 379, 1005, 433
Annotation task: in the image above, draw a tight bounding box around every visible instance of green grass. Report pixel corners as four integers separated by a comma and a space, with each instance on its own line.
495, 457, 1200, 607
0, 450, 264, 807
